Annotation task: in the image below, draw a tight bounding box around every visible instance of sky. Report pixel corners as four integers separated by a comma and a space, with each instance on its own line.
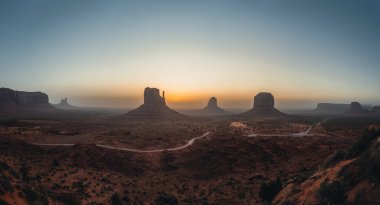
0, 0, 379, 109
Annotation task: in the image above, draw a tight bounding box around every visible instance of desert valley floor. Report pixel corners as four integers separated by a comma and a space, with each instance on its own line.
1, 112, 379, 205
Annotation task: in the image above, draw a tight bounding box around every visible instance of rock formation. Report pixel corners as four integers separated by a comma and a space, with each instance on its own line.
373, 106, 380, 113
315, 103, 351, 114
121, 87, 185, 119
53, 98, 77, 109
0, 88, 57, 118
243, 92, 285, 117
345, 101, 370, 115
199, 97, 226, 114
350, 102, 362, 111
315, 103, 372, 115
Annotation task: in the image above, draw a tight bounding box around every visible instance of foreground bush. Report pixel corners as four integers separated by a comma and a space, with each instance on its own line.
317, 180, 346, 205
259, 178, 282, 202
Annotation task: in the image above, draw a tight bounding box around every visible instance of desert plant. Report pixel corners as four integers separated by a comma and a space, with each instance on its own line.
111, 193, 122, 205
259, 178, 282, 202
154, 192, 178, 205
323, 150, 347, 168
0, 198, 9, 205
317, 180, 347, 205
347, 128, 380, 158
52, 159, 60, 167
22, 187, 48, 205
160, 151, 178, 171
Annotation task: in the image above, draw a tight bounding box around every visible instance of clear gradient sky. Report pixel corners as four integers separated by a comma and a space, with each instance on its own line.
1, 0, 379, 109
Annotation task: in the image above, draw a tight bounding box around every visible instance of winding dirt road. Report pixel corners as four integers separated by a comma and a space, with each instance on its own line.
31, 131, 211, 153
247, 119, 329, 138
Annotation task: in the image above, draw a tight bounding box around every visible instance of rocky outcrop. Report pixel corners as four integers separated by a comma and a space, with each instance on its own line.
199, 97, 226, 115
345, 102, 370, 115
0, 88, 56, 118
144, 88, 165, 105
54, 98, 77, 110
121, 87, 185, 119
315, 103, 351, 114
0, 88, 49, 105
315, 103, 373, 115
254, 92, 275, 109
243, 92, 285, 117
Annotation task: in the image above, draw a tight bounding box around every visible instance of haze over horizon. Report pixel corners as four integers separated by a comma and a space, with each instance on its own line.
1, 0, 379, 109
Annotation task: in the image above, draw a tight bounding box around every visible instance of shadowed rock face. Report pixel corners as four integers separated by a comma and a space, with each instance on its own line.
200, 97, 225, 114
350, 102, 362, 111
122, 87, 185, 119
144, 87, 165, 105
0, 88, 56, 117
0, 88, 49, 105
208, 97, 217, 107
243, 92, 285, 118
254, 92, 274, 109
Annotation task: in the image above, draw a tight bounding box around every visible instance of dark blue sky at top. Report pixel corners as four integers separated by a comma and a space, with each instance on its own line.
0, 0, 379, 108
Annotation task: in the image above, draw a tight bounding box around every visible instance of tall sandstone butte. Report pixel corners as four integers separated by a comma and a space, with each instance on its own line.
123, 87, 185, 119
200, 97, 226, 114
243, 92, 285, 117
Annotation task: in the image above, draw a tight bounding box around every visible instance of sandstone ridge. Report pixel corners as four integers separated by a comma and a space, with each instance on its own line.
0, 87, 56, 118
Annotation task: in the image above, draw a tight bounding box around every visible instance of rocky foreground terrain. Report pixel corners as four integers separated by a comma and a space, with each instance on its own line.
1, 114, 378, 204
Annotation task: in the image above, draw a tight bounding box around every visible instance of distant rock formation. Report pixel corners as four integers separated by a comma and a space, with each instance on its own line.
373, 106, 380, 112
350, 102, 362, 111
242, 92, 285, 117
120, 87, 185, 119
315, 103, 372, 115
315, 103, 351, 114
53, 98, 77, 110
0, 88, 57, 118
345, 102, 370, 115
254, 92, 275, 109
199, 97, 226, 115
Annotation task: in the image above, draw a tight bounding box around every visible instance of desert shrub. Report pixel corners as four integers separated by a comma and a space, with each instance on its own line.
52, 159, 60, 167
160, 152, 178, 171
0, 175, 13, 194
111, 193, 122, 205
22, 187, 48, 205
54, 193, 81, 205
280, 200, 294, 205
317, 180, 347, 205
323, 150, 347, 168
0, 198, 9, 205
259, 178, 282, 202
19, 163, 30, 182
154, 192, 178, 205
347, 128, 380, 159
341, 142, 380, 187
0, 161, 9, 170
122, 195, 130, 204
